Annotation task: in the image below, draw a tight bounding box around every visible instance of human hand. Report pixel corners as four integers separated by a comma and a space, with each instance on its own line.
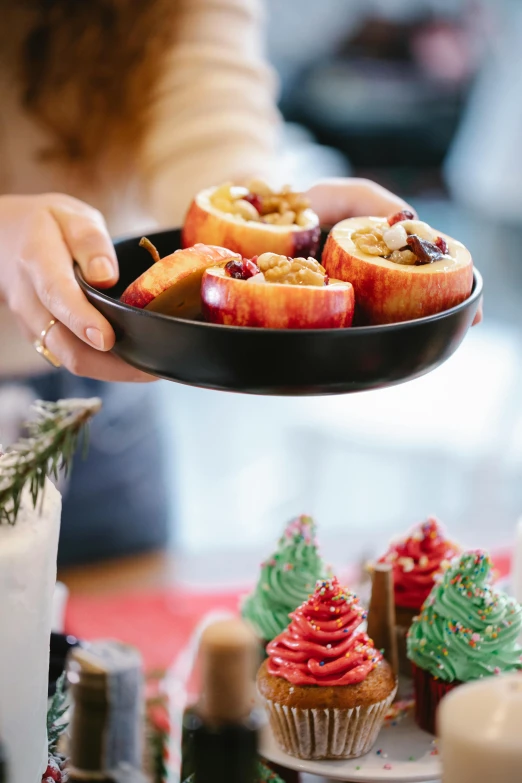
305, 177, 415, 226
0, 194, 154, 381
306, 177, 482, 326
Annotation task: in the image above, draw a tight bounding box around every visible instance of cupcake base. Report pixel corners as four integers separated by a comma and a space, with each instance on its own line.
411, 663, 460, 734
257, 660, 397, 760
262, 690, 396, 760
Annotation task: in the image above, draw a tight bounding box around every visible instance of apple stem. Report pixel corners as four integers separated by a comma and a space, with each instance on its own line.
139, 236, 161, 263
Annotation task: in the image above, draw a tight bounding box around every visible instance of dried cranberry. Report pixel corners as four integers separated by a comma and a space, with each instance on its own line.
225, 260, 244, 279
434, 236, 448, 255
324, 275, 329, 286
388, 209, 415, 226
243, 192, 263, 213
244, 258, 260, 277
406, 234, 444, 265
224, 258, 259, 280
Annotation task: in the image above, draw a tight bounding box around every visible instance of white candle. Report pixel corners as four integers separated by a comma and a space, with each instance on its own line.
0, 480, 61, 783
512, 517, 522, 606
439, 674, 522, 783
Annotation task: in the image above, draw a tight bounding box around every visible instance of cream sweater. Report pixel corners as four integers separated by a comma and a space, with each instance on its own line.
0, 0, 279, 376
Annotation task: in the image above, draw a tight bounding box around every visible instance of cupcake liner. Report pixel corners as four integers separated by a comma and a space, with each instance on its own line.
261, 685, 397, 760
412, 663, 460, 734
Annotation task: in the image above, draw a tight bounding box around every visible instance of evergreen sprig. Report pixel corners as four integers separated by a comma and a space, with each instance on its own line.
47, 672, 69, 754
0, 397, 102, 525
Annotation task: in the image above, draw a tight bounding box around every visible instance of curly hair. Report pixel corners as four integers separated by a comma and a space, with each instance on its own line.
2, 0, 177, 169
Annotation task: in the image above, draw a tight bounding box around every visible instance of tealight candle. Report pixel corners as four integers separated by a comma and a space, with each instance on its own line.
438, 673, 522, 783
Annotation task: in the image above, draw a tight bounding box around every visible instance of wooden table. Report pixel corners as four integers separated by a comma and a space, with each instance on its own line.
58, 550, 178, 594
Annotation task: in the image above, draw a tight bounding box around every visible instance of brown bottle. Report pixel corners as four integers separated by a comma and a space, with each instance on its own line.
66, 640, 147, 783
182, 618, 263, 783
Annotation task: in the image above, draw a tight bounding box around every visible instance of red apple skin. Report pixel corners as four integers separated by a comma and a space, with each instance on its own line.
201, 267, 354, 329
182, 198, 321, 259
120, 244, 240, 309
322, 221, 473, 325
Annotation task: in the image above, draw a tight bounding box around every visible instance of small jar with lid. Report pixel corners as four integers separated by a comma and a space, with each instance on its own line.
67, 640, 146, 782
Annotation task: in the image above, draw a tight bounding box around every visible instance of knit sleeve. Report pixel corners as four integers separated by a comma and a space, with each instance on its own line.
142, 0, 281, 227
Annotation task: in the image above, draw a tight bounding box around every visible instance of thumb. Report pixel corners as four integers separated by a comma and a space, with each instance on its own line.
48, 198, 119, 288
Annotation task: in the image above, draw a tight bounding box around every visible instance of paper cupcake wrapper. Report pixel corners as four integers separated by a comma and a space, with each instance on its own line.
412, 663, 460, 734
261, 684, 397, 760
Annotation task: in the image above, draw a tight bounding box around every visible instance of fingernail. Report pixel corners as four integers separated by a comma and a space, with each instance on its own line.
88, 256, 115, 282
86, 327, 105, 350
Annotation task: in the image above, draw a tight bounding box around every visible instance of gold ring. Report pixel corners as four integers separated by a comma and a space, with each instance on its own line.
34, 318, 61, 368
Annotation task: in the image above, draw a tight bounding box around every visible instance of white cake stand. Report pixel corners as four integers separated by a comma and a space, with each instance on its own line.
260, 709, 441, 783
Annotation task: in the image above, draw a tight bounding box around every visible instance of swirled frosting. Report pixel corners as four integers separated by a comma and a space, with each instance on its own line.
407, 550, 522, 683
241, 516, 328, 641
266, 577, 381, 686
379, 517, 460, 609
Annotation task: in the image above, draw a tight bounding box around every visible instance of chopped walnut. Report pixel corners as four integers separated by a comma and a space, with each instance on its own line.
257, 252, 326, 286
234, 199, 259, 221
352, 226, 388, 256
387, 249, 418, 265
209, 181, 312, 226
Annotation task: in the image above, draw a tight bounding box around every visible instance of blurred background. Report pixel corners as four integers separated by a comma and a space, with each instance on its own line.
152, 0, 521, 586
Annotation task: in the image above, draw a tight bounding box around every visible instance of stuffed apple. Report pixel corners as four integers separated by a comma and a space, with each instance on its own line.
322, 211, 473, 325
182, 180, 321, 260
201, 252, 354, 329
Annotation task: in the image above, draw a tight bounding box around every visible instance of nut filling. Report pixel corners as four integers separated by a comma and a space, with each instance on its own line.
352, 212, 452, 267
225, 253, 328, 286
257, 253, 327, 286
210, 181, 314, 227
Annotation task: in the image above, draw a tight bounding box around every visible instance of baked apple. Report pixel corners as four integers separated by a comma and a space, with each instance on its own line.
120, 238, 239, 317
322, 211, 473, 325
182, 180, 321, 259
201, 252, 354, 329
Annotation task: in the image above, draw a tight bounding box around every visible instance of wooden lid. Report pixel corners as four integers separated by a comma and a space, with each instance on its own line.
198, 619, 259, 724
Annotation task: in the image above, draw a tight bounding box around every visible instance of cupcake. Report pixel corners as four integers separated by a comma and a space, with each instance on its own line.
257, 577, 397, 760
241, 515, 327, 646
378, 517, 459, 675
407, 550, 522, 734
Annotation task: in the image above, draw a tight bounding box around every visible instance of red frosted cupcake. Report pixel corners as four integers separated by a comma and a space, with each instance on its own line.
257, 578, 397, 760
378, 517, 459, 676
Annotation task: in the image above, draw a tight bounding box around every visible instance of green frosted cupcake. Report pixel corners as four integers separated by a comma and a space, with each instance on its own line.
241, 515, 328, 643
407, 549, 522, 733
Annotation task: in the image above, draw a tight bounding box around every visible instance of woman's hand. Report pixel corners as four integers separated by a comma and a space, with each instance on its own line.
306, 177, 482, 326
306, 177, 415, 225
0, 193, 154, 381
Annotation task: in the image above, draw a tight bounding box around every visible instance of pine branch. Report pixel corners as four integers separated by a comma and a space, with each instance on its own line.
0, 397, 102, 525
47, 672, 69, 754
